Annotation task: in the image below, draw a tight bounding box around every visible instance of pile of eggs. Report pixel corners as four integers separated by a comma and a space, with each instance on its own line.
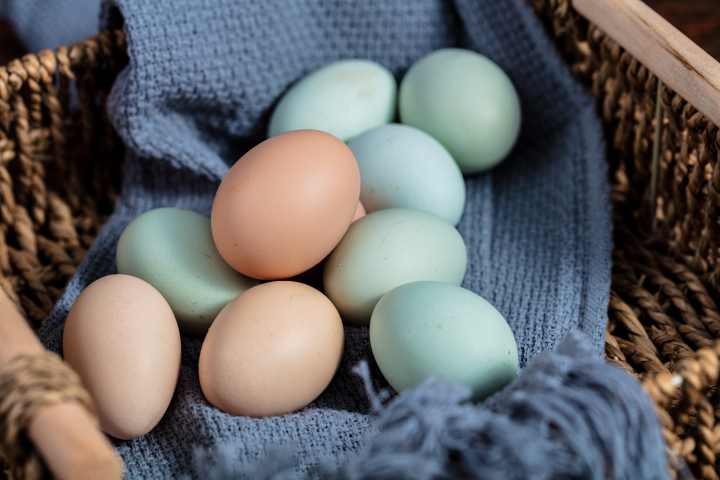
62, 48, 521, 440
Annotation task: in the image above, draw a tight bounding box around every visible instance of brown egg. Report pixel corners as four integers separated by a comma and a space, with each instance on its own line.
352, 201, 366, 223
63, 275, 181, 440
198, 281, 344, 417
211, 130, 360, 280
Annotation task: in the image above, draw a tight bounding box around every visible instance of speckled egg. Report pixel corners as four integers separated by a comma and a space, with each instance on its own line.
370, 281, 518, 400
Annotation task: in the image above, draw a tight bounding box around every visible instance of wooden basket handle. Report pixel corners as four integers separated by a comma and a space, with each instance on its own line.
0, 288, 123, 480
573, 0, 720, 128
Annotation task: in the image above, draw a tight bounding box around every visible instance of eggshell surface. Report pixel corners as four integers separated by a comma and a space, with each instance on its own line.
399, 48, 521, 174
352, 201, 366, 223
63, 274, 181, 440
370, 281, 518, 400
324, 208, 467, 326
116, 208, 259, 337
268, 59, 397, 142
349, 124, 466, 225
211, 130, 360, 280
198, 281, 344, 417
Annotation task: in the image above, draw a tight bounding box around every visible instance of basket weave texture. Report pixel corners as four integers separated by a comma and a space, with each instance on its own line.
532, 0, 720, 478
0, 3, 720, 478
0, 31, 125, 328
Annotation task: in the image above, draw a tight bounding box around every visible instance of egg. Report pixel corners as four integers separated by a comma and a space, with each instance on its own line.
370, 281, 518, 400
323, 208, 467, 326
211, 130, 360, 280
349, 124, 466, 225
116, 208, 259, 337
268, 59, 397, 142
63, 275, 181, 440
287, 201, 365, 288
198, 281, 344, 417
352, 201, 366, 223
399, 49, 521, 174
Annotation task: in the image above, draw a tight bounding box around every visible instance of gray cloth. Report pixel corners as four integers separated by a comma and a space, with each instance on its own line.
0, 0, 99, 52
3, 0, 670, 478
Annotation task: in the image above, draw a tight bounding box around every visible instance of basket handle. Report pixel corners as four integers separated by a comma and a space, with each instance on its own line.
0, 288, 123, 480
573, 0, 720, 128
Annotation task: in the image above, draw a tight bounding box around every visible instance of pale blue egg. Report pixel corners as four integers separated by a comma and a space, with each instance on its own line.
116, 208, 259, 337
268, 59, 397, 142
323, 208, 467, 326
349, 124, 465, 225
370, 281, 518, 400
399, 48, 521, 174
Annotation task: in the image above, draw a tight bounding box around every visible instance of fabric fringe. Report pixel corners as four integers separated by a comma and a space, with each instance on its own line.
191, 330, 670, 480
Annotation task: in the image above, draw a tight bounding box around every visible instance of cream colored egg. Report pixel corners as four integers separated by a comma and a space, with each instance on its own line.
63, 274, 181, 440
199, 281, 344, 417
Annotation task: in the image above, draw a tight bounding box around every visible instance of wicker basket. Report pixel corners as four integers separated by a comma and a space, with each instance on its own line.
0, 31, 125, 326
1, 1, 720, 478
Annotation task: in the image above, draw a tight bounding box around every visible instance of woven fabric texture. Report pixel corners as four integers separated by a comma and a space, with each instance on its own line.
2, 0, 670, 478
0, 0, 100, 52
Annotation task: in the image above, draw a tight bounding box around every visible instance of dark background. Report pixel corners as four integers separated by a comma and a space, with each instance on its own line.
0, 1, 718, 68
645, 0, 720, 60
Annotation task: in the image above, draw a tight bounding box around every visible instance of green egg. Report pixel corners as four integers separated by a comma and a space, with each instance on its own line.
370, 281, 518, 401
116, 208, 259, 337
399, 48, 521, 174
323, 208, 467, 326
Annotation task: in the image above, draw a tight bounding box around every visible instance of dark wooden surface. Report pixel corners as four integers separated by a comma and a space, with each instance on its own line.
644, 0, 720, 60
